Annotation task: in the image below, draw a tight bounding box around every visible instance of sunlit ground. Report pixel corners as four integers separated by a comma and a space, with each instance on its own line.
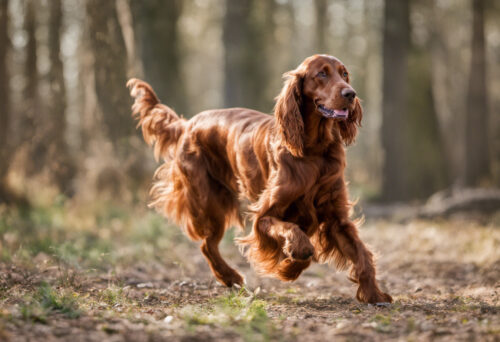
0, 195, 499, 341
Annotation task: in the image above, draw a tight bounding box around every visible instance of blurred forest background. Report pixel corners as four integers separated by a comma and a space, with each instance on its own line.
0, 0, 499, 206
0, 1, 499, 340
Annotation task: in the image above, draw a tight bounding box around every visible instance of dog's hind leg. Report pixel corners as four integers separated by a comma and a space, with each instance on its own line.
185, 188, 244, 287
194, 186, 244, 287
177, 156, 244, 287
200, 228, 244, 287
183, 183, 244, 287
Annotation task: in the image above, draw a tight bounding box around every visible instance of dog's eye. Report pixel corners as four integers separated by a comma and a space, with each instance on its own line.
343, 72, 348, 78
317, 71, 327, 78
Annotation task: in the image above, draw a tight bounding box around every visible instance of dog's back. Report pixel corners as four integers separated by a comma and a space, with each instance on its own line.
128, 79, 276, 286
183, 108, 274, 200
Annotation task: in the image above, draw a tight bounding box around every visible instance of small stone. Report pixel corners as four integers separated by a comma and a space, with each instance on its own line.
336, 322, 347, 329
137, 282, 153, 288
9, 273, 23, 283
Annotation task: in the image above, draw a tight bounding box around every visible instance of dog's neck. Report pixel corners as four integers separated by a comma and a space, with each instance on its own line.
301, 98, 337, 154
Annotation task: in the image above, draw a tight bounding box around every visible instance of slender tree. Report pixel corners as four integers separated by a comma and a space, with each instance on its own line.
314, 0, 328, 53
429, 11, 459, 185
464, 0, 490, 185
0, 0, 10, 200
130, 0, 187, 114
259, 0, 277, 111
406, 48, 449, 198
223, 0, 251, 109
47, 0, 75, 194
86, 0, 134, 155
223, 0, 270, 111
23, 0, 41, 173
381, 0, 410, 201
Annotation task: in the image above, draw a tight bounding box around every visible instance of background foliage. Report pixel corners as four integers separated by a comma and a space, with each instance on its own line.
0, 2, 499, 341
0, 0, 498, 205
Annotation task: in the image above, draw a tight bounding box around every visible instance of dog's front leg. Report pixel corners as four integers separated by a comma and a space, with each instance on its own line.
258, 216, 314, 260
238, 214, 314, 281
256, 215, 314, 281
324, 219, 393, 304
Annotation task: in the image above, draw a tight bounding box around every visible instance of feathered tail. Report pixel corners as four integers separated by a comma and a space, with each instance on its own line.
127, 78, 185, 161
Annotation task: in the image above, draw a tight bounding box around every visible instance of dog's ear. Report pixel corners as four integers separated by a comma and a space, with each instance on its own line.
338, 98, 363, 146
274, 70, 304, 157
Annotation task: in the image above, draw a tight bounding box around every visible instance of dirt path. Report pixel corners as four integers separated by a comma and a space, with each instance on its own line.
1, 217, 499, 341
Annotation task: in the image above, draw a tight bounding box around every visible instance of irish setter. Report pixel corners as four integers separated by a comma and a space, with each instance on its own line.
127, 55, 392, 303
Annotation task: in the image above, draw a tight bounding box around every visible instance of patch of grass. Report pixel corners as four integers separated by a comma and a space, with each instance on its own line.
0, 200, 181, 269
20, 301, 48, 324
98, 286, 125, 306
180, 289, 276, 341
20, 282, 82, 322
406, 317, 416, 333
131, 213, 166, 247
36, 282, 82, 318
351, 307, 363, 314
52, 236, 113, 269
449, 296, 481, 313
371, 313, 392, 333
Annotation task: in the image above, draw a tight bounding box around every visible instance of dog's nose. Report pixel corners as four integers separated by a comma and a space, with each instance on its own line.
341, 88, 356, 100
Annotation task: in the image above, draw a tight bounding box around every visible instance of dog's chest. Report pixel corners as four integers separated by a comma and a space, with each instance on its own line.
285, 157, 344, 232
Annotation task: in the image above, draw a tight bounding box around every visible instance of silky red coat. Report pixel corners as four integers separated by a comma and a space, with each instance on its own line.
128, 55, 392, 303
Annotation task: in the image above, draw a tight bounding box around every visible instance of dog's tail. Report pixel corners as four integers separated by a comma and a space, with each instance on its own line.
127, 78, 185, 161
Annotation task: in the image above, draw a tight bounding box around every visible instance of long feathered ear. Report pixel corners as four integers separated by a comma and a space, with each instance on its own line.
274, 71, 304, 157
338, 98, 363, 146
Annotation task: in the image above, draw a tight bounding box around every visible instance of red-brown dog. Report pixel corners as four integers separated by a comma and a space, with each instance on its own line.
128, 55, 392, 304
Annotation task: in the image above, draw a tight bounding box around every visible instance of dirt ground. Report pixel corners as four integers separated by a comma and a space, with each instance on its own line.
0, 204, 499, 341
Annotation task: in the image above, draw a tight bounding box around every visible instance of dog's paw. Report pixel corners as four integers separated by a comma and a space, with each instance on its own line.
218, 271, 244, 288
357, 287, 393, 304
375, 292, 393, 304
228, 274, 245, 288
283, 234, 314, 261
276, 257, 311, 281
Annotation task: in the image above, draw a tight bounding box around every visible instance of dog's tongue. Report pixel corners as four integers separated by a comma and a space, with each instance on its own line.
333, 109, 349, 118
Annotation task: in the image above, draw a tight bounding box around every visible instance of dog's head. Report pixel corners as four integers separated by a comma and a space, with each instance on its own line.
275, 55, 363, 156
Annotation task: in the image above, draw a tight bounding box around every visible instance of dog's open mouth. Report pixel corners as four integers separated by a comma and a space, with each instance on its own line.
318, 105, 349, 119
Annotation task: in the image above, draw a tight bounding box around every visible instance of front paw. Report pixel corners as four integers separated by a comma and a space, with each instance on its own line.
357, 286, 393, 304
283, 234, 314, 261
372, 292, 393, 304
218, 271, 244, 288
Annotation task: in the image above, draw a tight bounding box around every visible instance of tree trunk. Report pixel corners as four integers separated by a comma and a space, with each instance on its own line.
429, 6, 461, 186
381, 0, 410, 201
314, 0, 328, 53
130, 0, 187, 114
0, 0, 10, 198
406, 47, 449, 198
47, 0, 75, 195
23, 0, 41, 174
223, 0, 250, 108
86, 0, 134, 156
223, 0, 270, 112
464, 0, 490, 186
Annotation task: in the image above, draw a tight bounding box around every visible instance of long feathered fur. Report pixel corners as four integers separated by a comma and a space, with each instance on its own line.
127, 79, 192, 237
274, 71, 305, 157
127, 54, 393, 302
127, 78, 185, 161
